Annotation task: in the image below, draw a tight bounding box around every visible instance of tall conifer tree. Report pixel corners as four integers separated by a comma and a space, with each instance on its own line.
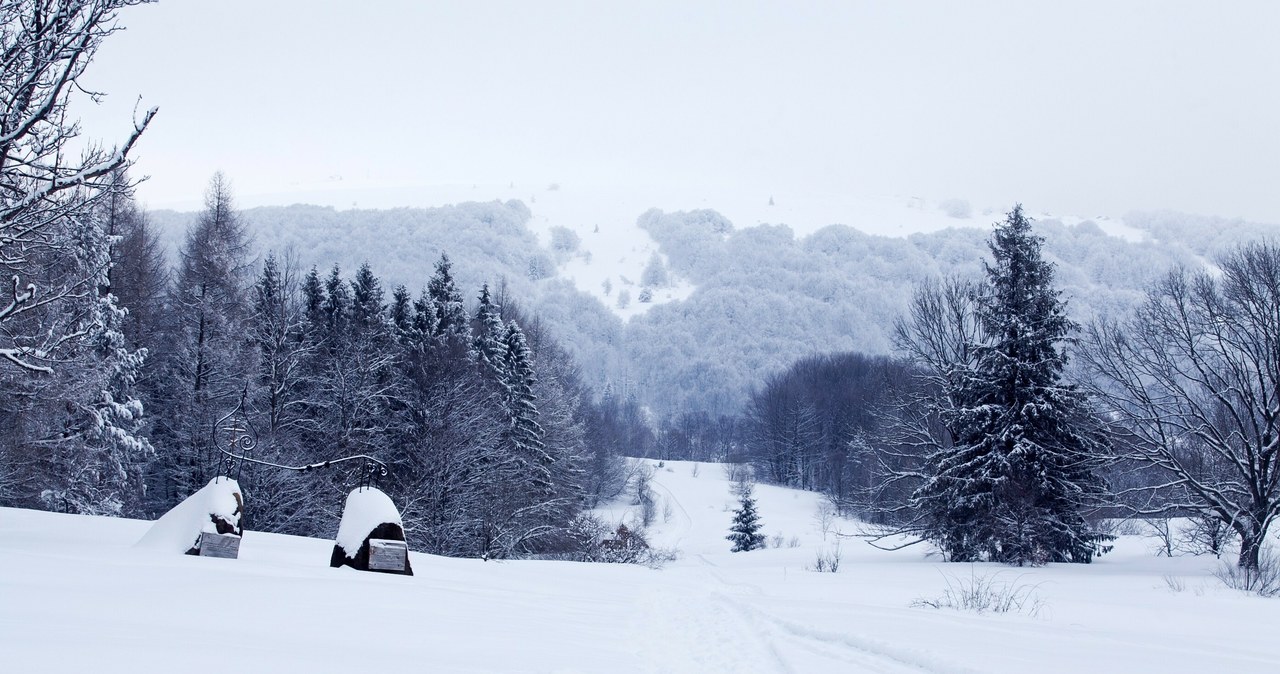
913, 206, 1108, 564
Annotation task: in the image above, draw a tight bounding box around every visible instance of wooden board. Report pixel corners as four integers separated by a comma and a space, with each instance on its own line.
199, 531, 241, 559
368, 538, 407, 571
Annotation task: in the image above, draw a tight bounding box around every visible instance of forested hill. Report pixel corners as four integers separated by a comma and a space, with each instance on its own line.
148, 203, 1275, 415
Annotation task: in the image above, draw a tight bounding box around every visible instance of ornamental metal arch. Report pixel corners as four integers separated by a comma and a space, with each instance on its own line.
212, 388, 389, 490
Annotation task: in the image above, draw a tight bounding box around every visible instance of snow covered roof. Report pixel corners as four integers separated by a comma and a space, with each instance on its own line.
335, 487, 403, 557
135, 477, 242, 554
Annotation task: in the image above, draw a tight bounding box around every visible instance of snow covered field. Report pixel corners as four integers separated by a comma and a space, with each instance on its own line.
3, 459, 1278, 673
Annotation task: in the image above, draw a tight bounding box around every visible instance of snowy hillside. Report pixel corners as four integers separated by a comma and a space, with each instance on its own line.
4, 460, 1278, 673
181, 179, 1150, 321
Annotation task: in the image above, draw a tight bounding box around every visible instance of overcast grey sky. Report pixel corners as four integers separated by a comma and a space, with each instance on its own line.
80, 1, 1280, 222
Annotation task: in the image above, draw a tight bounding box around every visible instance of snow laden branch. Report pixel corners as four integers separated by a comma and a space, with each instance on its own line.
0, 273, 49, 372
0, 0, 156, 375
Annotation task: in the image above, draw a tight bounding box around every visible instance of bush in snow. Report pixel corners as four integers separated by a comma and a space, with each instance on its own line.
809, 543, 842, 573
911, 568, 1045, 616
1214, 549, 1280, 598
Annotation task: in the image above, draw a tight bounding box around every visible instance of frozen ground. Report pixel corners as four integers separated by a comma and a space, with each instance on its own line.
3, 459, 1277, 673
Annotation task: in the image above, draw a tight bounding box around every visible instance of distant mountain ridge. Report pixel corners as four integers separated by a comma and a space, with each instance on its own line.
148, 200, 1275, 416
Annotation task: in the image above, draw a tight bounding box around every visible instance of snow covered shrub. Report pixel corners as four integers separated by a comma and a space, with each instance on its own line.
1214, 549, 1280, 597
809, 544, 842, 573
632, 466, 657, 528
721, 462, 751, 484
911, 568, 1045, 616
814, 503, 837, 541
1179, 515, 1233, 558
563, 516, 678, 568
1145, 518, 1177, 558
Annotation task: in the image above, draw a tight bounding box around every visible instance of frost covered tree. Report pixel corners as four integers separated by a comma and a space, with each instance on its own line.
0, 185, 152, 515
428, 253, 468, 341
0, 0, 155, 374
471, 284, 506, 378
249, 252, 313, 444
911, 206, 1109, 564
502, 321, 550, 484
146, 173, 254, 510
727, 484, 766, 552
1082, 241, 1280, 571
641, 252, 669, 288
106, 173, 168, 352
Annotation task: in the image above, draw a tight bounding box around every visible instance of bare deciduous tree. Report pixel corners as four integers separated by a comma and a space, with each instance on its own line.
1082, 242, 1280, 570
0, 0, 156, 373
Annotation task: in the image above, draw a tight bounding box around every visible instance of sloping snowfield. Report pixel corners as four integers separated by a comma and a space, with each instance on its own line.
3, 460, 1278, 673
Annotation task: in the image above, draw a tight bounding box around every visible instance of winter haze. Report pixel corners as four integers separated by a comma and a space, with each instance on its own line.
4, 2, 1280, 673
84, 1, 1280, 222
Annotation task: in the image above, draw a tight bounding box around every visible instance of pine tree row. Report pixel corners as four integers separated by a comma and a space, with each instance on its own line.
0, 173, 626, 560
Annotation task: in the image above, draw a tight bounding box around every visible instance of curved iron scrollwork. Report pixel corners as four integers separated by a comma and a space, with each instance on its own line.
212, 388, 389, 488
213, 389, 259, 482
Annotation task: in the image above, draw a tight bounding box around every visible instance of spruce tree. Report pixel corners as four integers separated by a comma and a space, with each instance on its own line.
349, 262, 386, 336
322, 264, 350, 339
427, 254, 468, 340
389, 285, 413, 338
472, 284, 506, 377
727, 485, 766, 552
503, 321, 552, 489
913, 205, 1108, 564
301, 266, 325, 331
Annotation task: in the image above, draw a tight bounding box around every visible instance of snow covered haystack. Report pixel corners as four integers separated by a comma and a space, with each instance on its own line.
135, 477, 244, 556
330, 487, 412, 576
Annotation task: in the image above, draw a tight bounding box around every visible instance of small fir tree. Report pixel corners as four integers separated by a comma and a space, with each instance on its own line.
727, 485, 766, 552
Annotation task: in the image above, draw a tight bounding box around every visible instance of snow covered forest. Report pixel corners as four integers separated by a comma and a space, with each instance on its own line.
4, 2, 1280, 672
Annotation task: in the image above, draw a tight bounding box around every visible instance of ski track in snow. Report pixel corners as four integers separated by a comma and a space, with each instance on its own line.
648, 477, 693, 548
651, 473, 953, 674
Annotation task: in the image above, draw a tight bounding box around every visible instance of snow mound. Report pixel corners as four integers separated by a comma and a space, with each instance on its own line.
335, 487, 402, 556
135, 477, 242, 553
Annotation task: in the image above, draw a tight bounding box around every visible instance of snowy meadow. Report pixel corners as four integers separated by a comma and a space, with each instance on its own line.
3, 459, 1278, 673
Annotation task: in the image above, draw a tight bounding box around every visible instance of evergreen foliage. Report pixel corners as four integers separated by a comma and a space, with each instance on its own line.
727, 485, 766, 552
912, 206, 1109, 564
471, 284, 506, 377
428, 254, 469, 340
